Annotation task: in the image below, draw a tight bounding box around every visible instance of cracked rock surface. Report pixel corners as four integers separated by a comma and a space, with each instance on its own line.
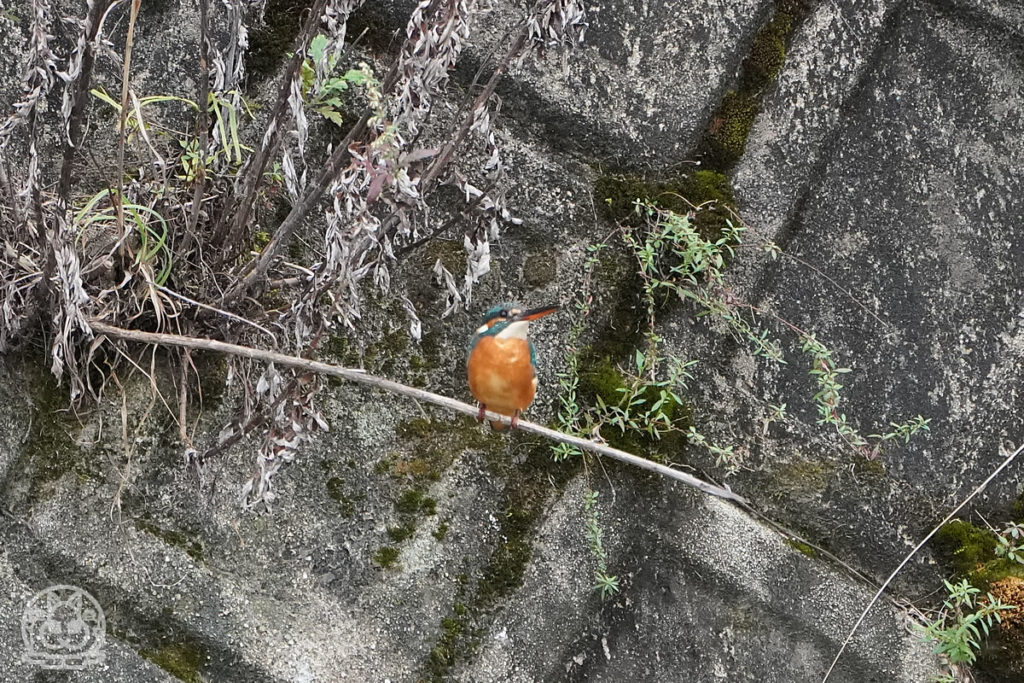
3, 0, 1021, 681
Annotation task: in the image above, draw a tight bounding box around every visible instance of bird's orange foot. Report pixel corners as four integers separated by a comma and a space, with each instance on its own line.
510, 410, 521, 429
477, 403, 487, 423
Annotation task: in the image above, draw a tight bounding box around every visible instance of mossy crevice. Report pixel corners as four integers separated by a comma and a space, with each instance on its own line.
423, 440, 581, 680
933, 518, 1024, 675
594, 169, 736, 242
698, 0, 814, 170
139, 634, 207, 683
572, 350, 693, 463
933, 519, 1024, 588
135, 518, 205, 563
703, 90, 759, 170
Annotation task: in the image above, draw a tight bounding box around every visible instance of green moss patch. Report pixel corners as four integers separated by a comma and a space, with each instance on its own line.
140, 639, 206, 683
703, 90, 759, 169
324, 334, 361, 367
741, 9, 794, 89
594, 170, 736, 241
777, 459, 828, 491
785, 538, 818, 558
325, 476, 358, 517
422, 441, 580, 680
372, 546, 400, 569
571, 350, 693, 463
396, 488, 436, 516
387, 523, 416, 543
1012, 489, 1024, 523
135, 519, 205, 563
933, 519, 1024, 589
696, 0, 813, 171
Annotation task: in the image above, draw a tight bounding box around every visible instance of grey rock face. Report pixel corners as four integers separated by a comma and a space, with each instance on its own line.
6, 0, 1023, 680
478, 0, 772, 165
723, 0, 1024, 587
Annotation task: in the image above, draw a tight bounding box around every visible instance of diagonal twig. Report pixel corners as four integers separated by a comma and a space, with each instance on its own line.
87, 319, 748, 503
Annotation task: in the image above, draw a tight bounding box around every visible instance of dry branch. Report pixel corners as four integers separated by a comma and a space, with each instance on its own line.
88, 320, 747, 504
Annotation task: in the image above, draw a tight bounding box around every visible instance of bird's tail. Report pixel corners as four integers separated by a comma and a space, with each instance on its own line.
489, 419, 509, 431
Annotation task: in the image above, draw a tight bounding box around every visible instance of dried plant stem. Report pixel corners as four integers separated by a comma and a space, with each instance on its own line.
154, 284, 278, 344
420, 29, 525, 192
220, 109, 373, 304
57, 0, 114, 203
0, 154, 19, 229
212, 0, 332, 252
114, 0, 141, 234
226, 23, 526, 303
178, 0, 211, 260
821, 440, 1024, 682
88, 320, 747, 503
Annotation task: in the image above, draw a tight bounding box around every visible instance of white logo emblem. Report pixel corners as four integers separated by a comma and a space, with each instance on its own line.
21, 584, 106, 670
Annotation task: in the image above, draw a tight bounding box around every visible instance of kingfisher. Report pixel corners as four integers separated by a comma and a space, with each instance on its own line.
467, 302, 559, 430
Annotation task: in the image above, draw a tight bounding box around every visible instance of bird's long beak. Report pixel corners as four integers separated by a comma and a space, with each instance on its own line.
517, 305, 559, 322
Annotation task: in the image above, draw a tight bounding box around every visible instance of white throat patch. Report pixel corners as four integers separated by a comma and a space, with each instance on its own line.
496, 320, 530, 340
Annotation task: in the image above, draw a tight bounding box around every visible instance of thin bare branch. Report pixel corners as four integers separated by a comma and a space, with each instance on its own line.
88, 320, 748, 503
822, 440, 1024, 682
155, 284, 278, 345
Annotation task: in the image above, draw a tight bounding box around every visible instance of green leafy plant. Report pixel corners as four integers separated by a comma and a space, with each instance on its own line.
91, 87, 250, 180
548, 244, 622, 598
584, 489, 619, 599
598, 351, 697, 442
74, 188, 172, 286
551, 242, 606, 463
301, 35, 377, 126
918, 578, 1013, 668
627, 199, 929, 461
994, 522, 1024, 564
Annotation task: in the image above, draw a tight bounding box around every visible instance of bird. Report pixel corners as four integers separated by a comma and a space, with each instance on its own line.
467, 302, 559, 430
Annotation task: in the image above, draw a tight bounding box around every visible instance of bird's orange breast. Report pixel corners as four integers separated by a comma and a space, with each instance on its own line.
467, 335, 537, 416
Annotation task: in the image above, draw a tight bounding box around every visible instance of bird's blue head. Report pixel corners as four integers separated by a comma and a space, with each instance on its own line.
468, 302, 559, 352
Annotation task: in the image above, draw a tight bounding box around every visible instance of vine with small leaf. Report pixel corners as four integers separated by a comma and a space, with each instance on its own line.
626, 199, 930, 464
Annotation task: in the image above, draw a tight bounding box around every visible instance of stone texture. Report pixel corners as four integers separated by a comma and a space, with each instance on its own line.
476, 0, 772, 166
462, 476, 936, 682
714, 0, 1024, 593
5, 0, 1024, 680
